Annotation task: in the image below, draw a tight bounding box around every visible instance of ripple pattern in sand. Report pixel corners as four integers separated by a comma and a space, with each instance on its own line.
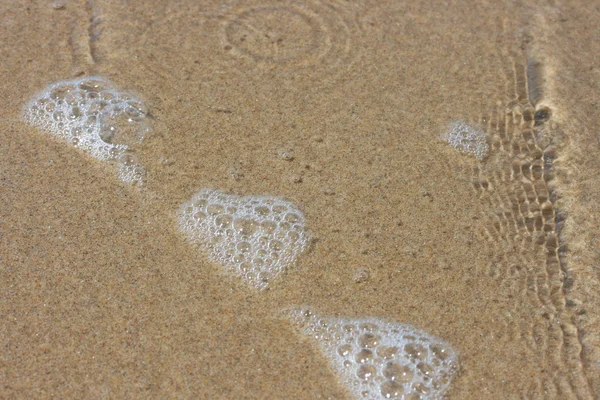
452, 46, 594, 399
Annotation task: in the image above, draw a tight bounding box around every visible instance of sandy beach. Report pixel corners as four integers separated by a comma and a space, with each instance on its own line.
1, 0, 599, 398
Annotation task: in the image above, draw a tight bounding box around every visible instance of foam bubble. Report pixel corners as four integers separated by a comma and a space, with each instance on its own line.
285, 307, 458, 400
442, 121, 489, 160
23, 76, 150, 184
178, 189, 310, 290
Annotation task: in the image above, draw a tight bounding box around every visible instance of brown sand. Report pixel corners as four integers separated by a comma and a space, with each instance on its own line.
1, 0, 599, 398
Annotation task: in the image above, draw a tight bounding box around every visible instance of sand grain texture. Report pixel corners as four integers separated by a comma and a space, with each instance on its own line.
1, 0, 599, 399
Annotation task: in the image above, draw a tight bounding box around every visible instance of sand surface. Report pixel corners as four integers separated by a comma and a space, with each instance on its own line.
1, 0, 599, 398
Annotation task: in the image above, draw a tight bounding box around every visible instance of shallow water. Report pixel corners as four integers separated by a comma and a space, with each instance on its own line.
1, 0, 599, 399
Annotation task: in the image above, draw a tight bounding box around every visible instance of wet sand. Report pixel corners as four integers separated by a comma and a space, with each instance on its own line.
1, 0, 599, 398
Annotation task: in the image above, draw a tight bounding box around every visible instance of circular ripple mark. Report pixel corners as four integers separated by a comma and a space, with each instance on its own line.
221, 0, 356, 84
225, 6, 323, 64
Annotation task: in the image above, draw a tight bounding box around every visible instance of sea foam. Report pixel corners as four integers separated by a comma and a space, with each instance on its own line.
23, 76, 150, 184
285, 306, 458, 400
178, 189, 310, 290
442, 121, 489, 160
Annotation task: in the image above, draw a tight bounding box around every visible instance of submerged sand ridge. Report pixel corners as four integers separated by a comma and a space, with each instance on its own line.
1, 0, 600, 398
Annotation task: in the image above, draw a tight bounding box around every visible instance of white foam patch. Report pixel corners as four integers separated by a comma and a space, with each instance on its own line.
23, 76, 150, 184
442, 121, 489, 160
286, 307, 458, 400
178, 189, 310, 290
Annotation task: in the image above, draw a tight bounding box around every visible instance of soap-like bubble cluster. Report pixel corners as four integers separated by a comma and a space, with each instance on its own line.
286, 307, 458, 400
23, 76, 150, 184
442, 121, 489, 160
178, 189, 310, 290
